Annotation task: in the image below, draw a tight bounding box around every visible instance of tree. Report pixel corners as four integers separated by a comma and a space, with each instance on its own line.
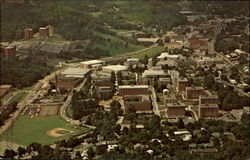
117, 71, 123, 85
17, 147, 26, 157
144, 55, 149, 65
177, 119, 185, 129
4, 149, 16, 158
87, 147, 95, 159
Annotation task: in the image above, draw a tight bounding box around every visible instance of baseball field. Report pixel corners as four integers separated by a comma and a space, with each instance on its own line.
0, 115, 76, 147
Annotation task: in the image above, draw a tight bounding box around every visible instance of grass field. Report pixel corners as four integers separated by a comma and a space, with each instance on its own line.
92, 31, 144, 55
10, 92, 28, 103
132, 46, 165, 59
0, 116, 76, 146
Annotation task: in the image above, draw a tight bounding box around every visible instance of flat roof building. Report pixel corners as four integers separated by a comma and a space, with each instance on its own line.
102, 65, 128, 73
56, 68, 91, 93
176, 77, 188, 92
185, 86, 205, 99
80, 60, 104, 69
166, 102, 186, 118
39, 26, 49, 38
4, 46, 16, 60
199, 104, 219, 118
24, 28, 34, 39
118, 85, 149, 96
124, 95, 152, 111
61, 68, 91, 78
199, 95, 219, 105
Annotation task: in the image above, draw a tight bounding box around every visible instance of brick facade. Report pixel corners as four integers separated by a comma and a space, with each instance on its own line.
166, 103, 186, 118
39, 26, 49, 38
118, 85, 149, 96
24, 28, 33, 39
185, 87, 205, 99
176, 77, 188, 92
199, 104, 219, 118
4, 46, 16, 60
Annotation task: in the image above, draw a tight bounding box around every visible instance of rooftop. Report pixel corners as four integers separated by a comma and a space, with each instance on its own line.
157, 52, 179, 59
142, 69, 168, 77
0, 85, 12, 89
200, 104, 219, 108
167, 102, 186, 107
80, 60, 103, 65
186, 86, 204, 90
102, 65, 128, 72
199, 95, 218, 99
61, 68, 90, 77
119, 85, 149, 89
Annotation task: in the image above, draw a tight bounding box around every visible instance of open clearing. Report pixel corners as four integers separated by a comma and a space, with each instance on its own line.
132, 46, 165, 59
0, 115, 76, 146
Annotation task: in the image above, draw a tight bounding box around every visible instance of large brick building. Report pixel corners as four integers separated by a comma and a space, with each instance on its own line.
199, 95, 219, 105
124, 95, 152, 111
24, 28, 34, 39
166, 102, 186, 118
4, 46, 16, 60
176, 77, 188, 92
118, 85, 149, 96
199, 104, 219, 118
198, 95, 219, 118
39, 26, 49, 38
56, 68, 91, 93
185, 86, 205, 99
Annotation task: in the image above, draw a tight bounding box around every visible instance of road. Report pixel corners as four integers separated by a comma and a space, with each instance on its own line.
149, 86, 161, 116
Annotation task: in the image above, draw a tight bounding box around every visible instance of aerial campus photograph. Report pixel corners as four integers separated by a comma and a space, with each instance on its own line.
0, 0, 249, 159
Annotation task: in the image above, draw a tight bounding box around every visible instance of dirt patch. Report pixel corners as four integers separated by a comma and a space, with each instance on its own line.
47, 128, 73, 137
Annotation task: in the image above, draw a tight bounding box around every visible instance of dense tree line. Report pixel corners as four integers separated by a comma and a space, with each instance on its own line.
0, 101, 17, 126
0, 57, 51, 88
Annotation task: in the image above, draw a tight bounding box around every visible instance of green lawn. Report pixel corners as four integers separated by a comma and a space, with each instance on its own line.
1, 116, 76, 146
132, 46, 165, 59
92, 31, 144, 56
10, 92, 28, 103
